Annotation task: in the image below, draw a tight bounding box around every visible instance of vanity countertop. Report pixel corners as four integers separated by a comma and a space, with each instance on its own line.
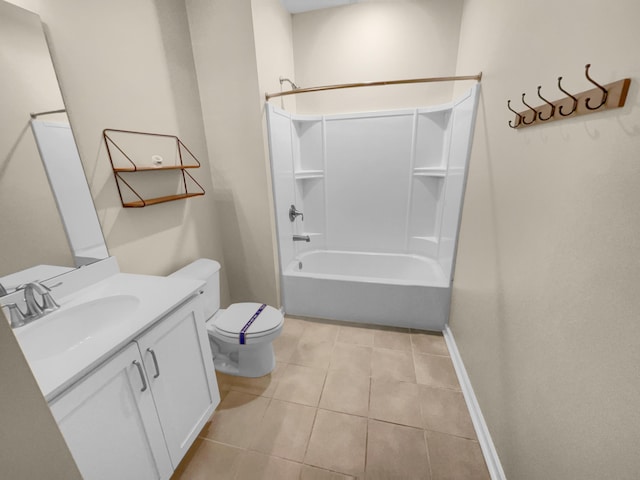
13, 271, 204, 402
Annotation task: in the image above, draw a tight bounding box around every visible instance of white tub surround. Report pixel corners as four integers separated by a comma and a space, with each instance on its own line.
267, 86, 480, 330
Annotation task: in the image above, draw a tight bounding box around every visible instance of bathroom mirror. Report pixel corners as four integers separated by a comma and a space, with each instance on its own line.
0, 1, 108, 295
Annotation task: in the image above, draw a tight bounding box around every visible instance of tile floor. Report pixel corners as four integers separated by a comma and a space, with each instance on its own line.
172, 317, 490, 480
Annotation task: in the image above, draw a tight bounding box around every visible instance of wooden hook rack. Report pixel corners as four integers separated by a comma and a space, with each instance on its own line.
507, 64, 631, 129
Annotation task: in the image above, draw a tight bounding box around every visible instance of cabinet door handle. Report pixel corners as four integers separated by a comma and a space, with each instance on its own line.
132, 360, 147, 392
147, 348, 160, 378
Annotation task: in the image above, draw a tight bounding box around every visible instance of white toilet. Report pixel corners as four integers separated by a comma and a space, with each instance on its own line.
170, 258, 283, 378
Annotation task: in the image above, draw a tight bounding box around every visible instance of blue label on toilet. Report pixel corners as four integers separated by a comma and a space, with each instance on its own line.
239, 304, 267, 344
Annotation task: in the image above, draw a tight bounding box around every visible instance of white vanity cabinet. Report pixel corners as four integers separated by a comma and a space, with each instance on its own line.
49, 295, 219, 480
49, 342, 174, 480
136, 297, 219, 466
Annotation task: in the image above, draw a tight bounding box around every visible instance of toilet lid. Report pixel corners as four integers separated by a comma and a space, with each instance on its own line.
213, 303, 283, 338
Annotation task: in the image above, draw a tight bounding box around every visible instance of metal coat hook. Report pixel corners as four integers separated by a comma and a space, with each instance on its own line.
507, 100, 522, 128
521, 93, 537, 125
584, 63, 608, 110
536, 86, 556, 121
557, 77, 578, 116
506, 66, 630, 130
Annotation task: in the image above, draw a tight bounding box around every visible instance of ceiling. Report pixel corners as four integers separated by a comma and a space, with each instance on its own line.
280, 0, 359, 14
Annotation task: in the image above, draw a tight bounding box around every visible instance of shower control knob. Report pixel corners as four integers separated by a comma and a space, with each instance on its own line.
289, 204, 304, 222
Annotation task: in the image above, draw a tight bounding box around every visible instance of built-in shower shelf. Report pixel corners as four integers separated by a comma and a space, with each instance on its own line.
413, 167, 446, 177
409, 236, 439, 257
294, 170, 324, 179
412, 236, 438, 244
297, 232, 323, 238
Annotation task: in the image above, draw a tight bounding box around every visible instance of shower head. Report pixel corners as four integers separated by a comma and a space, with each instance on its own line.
279, 76, 299, 90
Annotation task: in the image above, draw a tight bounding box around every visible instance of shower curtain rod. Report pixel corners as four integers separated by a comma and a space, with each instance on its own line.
265, 73, 482, 101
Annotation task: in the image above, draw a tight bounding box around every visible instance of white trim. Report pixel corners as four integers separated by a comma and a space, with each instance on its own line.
443, 325, 507, 480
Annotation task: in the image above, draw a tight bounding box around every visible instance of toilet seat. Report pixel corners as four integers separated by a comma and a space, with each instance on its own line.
208, 302, 283, 343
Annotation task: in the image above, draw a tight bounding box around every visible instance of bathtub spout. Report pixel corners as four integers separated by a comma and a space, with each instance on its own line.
293, 235, 310, 242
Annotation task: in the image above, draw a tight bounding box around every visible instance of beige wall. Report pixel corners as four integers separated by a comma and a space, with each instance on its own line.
186, 0, 279, 306
251, 0, 297, 115
251, 0, 297, 289
7, 0, 229, 305
292, 0, 464, 114
451, 0, 640, 478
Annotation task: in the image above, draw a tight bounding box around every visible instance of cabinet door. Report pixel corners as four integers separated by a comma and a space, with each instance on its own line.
49, 343, 173, 480
137, 296, 220, 467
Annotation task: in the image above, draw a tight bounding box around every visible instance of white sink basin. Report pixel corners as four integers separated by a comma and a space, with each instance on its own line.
17, 294, 140, 362
9, 269, 204, 401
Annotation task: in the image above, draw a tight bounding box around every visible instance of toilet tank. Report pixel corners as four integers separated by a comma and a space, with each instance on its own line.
169, 258, 221, 320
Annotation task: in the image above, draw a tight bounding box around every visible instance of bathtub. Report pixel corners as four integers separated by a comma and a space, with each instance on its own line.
282, 250, 452, 331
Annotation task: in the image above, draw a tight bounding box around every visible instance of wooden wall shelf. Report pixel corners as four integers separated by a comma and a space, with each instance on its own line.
122, 192, 204, 208
103, 129, 205, 208
112, 164, 200, 173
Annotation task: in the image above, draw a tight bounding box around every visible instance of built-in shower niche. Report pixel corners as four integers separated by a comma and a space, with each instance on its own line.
414, 109, 451, 170
408, 108, 452, 258
408, 176, 443, 258
292, 117, 323, 174
292, 116, 325, 252
294, 178, 324, 246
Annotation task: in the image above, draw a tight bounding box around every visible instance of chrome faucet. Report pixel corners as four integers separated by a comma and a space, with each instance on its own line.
289, 204, 304, 222
16, 282, 59, 321
293, 235, 311, 242
0, 282, 7, 296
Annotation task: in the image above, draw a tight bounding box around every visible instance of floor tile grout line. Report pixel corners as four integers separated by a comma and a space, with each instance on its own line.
301, 405, 319, 465
202, 392, 481, 451
366, 415, 427, 432
367, 377, 372, 420
197, 436, 358, 477
316, 402, 449, 435
423, 429, 434, 480
198, 436, 247, 451
301, 363, 329, 464
316, 363, 330, 408
412, 348, 451, 358
413, 347, 451, 357
363, 412, 369, 479
293, 402, 481, 442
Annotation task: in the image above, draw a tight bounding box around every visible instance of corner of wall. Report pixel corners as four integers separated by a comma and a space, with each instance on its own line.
186, 0, 280, 306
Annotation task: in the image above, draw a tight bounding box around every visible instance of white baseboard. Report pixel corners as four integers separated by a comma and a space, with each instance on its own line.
443, 325, 507, 480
